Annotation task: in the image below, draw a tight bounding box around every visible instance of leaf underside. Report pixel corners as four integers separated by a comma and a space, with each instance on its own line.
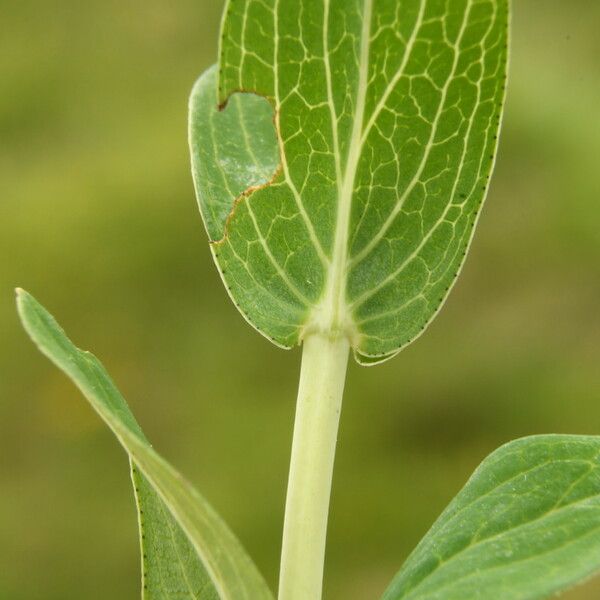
131, 467, 219, 599
17, 289, 273, 600
383, 435, 600, 600
189, 0, 509, 364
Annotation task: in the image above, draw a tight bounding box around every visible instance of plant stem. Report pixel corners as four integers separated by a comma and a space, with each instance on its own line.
278, 332, 350, 600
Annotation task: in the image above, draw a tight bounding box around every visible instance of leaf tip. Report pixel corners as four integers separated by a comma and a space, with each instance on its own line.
15, 287, 32, 322
15, 289, 64, 357
15, 286, 27, 302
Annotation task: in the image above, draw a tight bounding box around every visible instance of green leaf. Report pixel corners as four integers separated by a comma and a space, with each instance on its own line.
131, 467, 219, 599
189, 0, 509, 364
382, 435, 600, 600
16, 289, 274, 600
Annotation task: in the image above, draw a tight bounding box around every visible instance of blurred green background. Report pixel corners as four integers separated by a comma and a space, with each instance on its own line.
1, 1, 599, 598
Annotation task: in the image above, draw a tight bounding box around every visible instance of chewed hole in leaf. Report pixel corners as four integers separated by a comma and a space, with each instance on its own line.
189, 65, 279, 242
190, 1, 509, 359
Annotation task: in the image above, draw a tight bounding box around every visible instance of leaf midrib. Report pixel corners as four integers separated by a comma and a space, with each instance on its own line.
306, 0, 372, 341
307, 0, 430, 343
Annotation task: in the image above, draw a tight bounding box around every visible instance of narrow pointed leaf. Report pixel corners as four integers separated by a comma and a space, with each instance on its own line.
383, 435, 600, 600
190, 0, 509, 363
16, 289, 273, 600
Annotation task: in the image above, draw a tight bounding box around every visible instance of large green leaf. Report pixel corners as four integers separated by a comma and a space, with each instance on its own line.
383, 435, 600, 599
189, 0, 509, 364
16, 289, 273, 600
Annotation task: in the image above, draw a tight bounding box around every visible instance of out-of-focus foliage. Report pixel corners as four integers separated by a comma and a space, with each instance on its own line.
0, 1, 598, 599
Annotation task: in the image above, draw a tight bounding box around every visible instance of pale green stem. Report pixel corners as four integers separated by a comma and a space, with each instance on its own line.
278, 333, 350, 600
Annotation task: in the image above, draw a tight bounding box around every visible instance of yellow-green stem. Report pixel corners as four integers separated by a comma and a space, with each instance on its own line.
278, 333, 350, 600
